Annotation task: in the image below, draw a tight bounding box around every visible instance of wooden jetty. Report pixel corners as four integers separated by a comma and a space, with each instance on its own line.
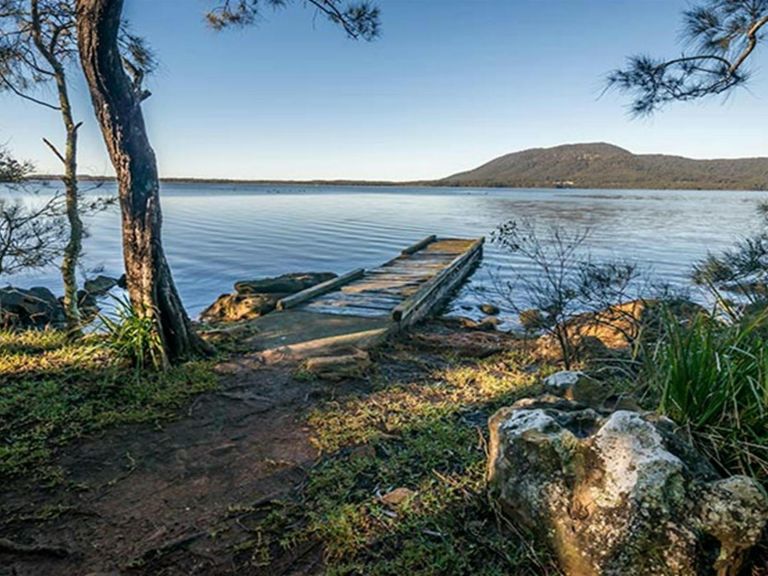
247, 236, 484, 361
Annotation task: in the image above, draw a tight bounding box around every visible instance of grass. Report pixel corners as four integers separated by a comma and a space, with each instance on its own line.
230, 344, 562, 575
644, 310, 768, 485
0, 328, 217, 481
100, 295, 165, 370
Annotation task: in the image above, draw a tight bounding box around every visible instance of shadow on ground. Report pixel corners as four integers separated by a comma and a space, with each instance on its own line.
2, 321, 560, 575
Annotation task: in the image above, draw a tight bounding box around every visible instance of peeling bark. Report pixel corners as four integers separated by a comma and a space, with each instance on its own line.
76, 0, 211, 364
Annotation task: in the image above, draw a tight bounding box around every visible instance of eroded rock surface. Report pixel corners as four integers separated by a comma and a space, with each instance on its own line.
543, 370, 615, 408
201, 292, 284, 323
201, 272, 337, 323
487, 399, 768, 576
234, 272, 336, 295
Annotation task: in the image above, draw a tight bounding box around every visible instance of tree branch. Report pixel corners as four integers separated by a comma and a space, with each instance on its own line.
42, 137, 65, 164
0, 76, 59, 110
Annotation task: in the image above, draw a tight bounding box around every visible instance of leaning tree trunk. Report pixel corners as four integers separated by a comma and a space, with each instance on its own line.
76, 0, 210, 365
31, 0, 82, 333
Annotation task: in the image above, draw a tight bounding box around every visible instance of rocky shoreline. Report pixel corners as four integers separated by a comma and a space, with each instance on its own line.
0, 275, 125, 330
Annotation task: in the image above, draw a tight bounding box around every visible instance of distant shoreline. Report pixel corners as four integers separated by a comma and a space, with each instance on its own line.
22, 142, 768, 192
25, 175, 768, 192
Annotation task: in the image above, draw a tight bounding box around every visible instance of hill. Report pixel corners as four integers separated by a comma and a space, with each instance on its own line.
440, 143, 768, 190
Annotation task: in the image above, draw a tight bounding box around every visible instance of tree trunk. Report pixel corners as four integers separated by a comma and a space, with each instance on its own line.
76, 0, 210, 365
30, 0, 82, 333
59, 123, 83, 334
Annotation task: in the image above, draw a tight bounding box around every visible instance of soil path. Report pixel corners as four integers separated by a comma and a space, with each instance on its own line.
0, 350, 371, 576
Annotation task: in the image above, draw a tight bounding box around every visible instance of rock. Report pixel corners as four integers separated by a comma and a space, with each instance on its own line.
487, 403, 768, 576
542, 370, 585, 395
200, 292, 283, 323
202, 271, 338, 324
84, 275, 119, 296
0, 286, 66, 329
479, 303, 500, 315
519, 308, 549, 331
379, 487, 416, 507
460, 316, 500, 331
566, 298, 707, 350
117, 274, 127, 289
303, 349, 371, 381
234, 272, 336, 295
542, 370, 612, 407
697, 476, 768, 574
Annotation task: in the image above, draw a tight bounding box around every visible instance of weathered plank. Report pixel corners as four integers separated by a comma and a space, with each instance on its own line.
401, 235, 436, 255
277, 268, 365, 311
392, 238, 484, 325
301, 304, 387, 317
293, 236, 483, 326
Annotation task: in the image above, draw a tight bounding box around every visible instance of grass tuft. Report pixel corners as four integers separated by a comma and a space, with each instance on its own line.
644, 310, 768, 483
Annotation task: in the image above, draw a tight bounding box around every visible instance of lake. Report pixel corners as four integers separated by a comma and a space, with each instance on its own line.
5, 182, 768, 325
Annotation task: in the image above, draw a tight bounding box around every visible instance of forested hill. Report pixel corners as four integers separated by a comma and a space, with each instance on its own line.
440, 143, 768, 190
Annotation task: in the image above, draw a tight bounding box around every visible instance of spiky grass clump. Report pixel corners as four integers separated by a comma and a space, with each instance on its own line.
100, 296, 164, 371
645, 311, 768, 483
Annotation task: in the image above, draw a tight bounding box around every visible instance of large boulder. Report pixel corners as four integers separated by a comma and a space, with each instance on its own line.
0, 286, 67, 329
487, 399, 768, 576
234, 272, 336, 295
201, 272, 337, 324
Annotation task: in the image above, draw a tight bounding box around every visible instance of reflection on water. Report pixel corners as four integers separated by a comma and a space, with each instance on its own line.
5, 182, 768, 323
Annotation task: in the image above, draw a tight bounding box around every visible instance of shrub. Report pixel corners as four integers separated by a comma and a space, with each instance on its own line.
491, 219, 669, 368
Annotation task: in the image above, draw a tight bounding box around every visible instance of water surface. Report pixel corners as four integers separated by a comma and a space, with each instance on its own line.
6, 183, 768, 324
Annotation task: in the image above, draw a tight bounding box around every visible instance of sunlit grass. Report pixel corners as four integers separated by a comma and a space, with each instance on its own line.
309, 349, 545, 453
0, 328, 217, 480
236, 344, 560, 575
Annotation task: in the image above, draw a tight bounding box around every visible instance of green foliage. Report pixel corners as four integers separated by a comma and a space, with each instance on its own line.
99, 296, 164, 371
692, 201, 768, 306
644, 310, 768, 483
0, 145, 33, 183
609, 1, 766, 114
0, 328, 216, 480
205, 0, 380, 41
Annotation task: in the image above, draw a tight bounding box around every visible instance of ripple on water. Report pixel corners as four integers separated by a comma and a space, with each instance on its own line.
5, 183, 767, 324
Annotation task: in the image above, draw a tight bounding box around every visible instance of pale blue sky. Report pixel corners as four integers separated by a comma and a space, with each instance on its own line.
1, 0, 766, 180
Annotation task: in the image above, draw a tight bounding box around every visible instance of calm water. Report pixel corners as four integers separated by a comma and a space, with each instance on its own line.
6, 182, 768, 324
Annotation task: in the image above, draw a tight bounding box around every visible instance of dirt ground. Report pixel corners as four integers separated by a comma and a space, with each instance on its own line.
0, 353, 352, 575
0, 321, 507, 576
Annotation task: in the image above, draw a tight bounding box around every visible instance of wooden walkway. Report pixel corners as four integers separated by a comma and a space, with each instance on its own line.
247, 236, 483, 360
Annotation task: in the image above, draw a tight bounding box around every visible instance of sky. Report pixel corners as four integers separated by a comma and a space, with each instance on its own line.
1, 0, 767, 181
